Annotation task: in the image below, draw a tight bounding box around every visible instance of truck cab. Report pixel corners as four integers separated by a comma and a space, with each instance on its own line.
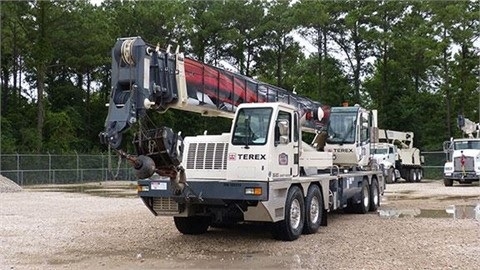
443, 138, 480, 186
372, 143, 398, 183
227, 103, 300, 180
323, 105, 375, 169
185, 102, 332, 183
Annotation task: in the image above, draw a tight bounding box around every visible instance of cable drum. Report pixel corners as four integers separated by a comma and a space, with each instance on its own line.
121, 39, 135, 65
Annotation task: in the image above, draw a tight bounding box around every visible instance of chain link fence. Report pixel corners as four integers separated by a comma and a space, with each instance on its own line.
421, 151, 447, 180
0, 150, 447, 186
0, 153, 135, 185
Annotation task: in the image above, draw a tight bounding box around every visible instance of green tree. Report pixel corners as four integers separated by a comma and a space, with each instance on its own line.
293, 0, 333, 102
254, 0, 303, 90
219, 0, 267, 76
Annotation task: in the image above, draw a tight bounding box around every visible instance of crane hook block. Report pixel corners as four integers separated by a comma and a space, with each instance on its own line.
133, 127, 184, 169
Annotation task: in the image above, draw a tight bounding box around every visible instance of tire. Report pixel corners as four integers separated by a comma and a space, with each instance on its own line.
414, 169, 421, 182
174, 216, 210, 235
386, 167, 395, 184
303, 185, 323, 235
369, 178, 380, 212
408, 169, 416, 182
401, 168, 409, 182
273, 186, 305, 241
354, 179, 371, 214
444, 179, 453, 187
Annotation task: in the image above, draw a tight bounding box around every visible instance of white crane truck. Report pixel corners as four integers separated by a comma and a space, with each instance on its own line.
443, 115, 480, 186
372, 129, 423, 183
100, 37, 385, 241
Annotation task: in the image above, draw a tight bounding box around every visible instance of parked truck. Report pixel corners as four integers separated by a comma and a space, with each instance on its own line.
100, 37, 385, 241
443, 115, 480, 186
372, 129, 424, 183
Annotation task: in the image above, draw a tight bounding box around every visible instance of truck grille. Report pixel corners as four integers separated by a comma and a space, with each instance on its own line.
186, 142, 228, 170
454, 156, 474, 172
152, 197, 178, 214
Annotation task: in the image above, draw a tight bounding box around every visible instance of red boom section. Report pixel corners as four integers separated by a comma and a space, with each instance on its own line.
184, 58, 329, 129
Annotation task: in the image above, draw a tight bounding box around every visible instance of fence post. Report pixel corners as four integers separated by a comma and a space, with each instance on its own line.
48, 152, 52, 184
108, 144, 112, 181
16, 152, 20, 184
75, 151, 80, 182
102, 152, 106, 181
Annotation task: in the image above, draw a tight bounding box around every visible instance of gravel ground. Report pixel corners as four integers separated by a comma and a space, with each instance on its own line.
1, 179, 479, 270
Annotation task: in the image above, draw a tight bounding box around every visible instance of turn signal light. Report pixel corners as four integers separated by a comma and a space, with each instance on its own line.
137, 185, 149, 192
245, 187, 262, 196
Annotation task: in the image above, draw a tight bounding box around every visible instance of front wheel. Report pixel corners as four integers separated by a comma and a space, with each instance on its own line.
273, 186, 305, 241
303, 185, 323, 235
444, 178, 453, 187
174, 216, 211, 235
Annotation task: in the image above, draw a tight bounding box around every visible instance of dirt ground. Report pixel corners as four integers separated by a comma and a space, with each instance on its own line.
1, 179, 479, 270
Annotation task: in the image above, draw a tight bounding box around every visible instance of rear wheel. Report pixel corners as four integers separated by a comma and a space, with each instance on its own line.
408, 169, 417, 182
369, 178, 380, 212
386, 167, 395, 184
355, 179, 370, 214
415, 169, 422, 182
273, 186, 305, 241
444, 178, 453, 187
303, 185, 323, 235
174, 216, 210, 235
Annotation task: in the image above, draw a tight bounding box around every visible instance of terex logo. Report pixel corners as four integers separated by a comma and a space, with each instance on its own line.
334, 148, 353, 153
237, 154, 267, 160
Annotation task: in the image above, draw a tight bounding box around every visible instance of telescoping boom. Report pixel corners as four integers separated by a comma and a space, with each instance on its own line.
100, 37, 327, 149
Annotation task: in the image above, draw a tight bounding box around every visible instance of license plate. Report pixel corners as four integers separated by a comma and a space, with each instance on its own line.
151, 182, 167, 190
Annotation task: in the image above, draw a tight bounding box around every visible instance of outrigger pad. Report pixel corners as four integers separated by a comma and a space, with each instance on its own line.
133, 127, 184, 168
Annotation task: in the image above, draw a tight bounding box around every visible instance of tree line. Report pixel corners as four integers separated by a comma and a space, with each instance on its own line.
1, 0, 478, 153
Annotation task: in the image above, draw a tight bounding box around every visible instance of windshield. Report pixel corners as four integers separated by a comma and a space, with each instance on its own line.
326, 112, 356, 144
372, 148, 388, 155
454, 140, 480, 150
232, 107, 272, 146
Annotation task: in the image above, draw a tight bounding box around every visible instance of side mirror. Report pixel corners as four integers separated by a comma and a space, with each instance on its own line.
442, 141, 451, 152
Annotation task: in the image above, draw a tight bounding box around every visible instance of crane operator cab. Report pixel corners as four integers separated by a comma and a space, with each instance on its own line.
323, 105, 377, 169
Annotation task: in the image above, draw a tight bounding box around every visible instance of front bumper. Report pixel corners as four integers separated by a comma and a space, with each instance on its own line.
444, 172, 480, 182
137, 179, 269, 203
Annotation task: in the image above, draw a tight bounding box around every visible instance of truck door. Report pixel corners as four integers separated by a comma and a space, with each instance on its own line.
292, 112, 300, 176
271, 110, 296, 178
389, 146, 396, 164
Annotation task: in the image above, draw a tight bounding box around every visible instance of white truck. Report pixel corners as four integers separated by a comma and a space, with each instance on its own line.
443, 115, 480, 186
100, 37, 385, 241
372, 129, 423, 183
